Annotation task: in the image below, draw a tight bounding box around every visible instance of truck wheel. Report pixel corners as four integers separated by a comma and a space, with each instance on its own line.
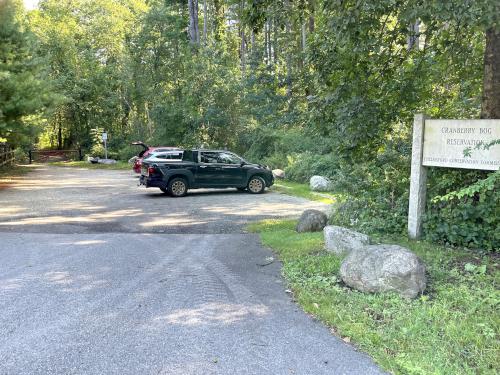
168, 177, 188, 197
247, 176, 265, 194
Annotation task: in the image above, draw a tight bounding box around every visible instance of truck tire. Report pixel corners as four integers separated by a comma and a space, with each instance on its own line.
247, 176, 265, 194
168, 177, 188, 197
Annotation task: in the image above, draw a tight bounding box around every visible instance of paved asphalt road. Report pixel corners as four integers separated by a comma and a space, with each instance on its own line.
0, 166, 385, 374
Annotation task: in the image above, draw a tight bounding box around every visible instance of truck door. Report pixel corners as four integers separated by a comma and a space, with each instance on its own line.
195, 151, 224, 186
216, 152, 246, 186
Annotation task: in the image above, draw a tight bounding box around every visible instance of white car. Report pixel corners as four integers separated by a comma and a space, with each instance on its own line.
143, 150, 184, 163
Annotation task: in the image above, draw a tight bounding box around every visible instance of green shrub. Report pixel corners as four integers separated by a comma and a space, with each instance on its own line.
328, 135, 412, 234
285, 152, 340, 183
14, 148, 28, 163
424, 171, 500, 251
114, 144, 139, 161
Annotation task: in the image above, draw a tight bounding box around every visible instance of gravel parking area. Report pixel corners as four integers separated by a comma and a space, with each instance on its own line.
0, 165, 327, 234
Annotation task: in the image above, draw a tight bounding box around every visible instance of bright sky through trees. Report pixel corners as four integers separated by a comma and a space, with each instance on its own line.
23, 0, 37, 10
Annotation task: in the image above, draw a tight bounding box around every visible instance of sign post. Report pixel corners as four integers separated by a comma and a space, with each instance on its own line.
408, 115, 500, 239
408, 114, 427, 239
102, 132, 108, 160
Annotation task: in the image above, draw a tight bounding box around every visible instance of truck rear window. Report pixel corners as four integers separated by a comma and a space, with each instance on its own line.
182, 151, 196, 162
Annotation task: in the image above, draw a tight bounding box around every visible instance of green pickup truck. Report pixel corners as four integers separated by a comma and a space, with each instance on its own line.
140, 149, 274, 197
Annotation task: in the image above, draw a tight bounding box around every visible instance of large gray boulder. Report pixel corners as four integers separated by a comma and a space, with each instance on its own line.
324, 225, 371, 255
98, 158, 117, 165
340, 245, 426, 299
272, 169, 286, 179
296, 209, 328, 233
309, 175, 332, 192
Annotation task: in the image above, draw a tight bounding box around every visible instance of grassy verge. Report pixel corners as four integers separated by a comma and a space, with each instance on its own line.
0, 164, 33, 189
0, 164, 32, 178
271, 180, 338, 204
49, 160, 131, 170
247, 219, 499, 374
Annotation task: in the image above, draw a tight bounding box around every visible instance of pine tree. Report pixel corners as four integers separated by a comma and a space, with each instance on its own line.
0, 0, 53, 146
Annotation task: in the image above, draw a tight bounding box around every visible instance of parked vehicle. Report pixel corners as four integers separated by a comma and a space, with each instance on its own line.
140, 149, 274, 196
131, 142, 180, 173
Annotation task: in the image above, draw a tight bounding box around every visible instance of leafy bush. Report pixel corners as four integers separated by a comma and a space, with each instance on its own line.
285, 152, 340, 183
424, 171, 500, 251
115, 144, 141, 162
328, 135, 412, 234
14, 148, 28, 163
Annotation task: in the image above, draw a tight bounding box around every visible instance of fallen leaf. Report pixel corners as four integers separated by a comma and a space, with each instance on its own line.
313, 303, 319, 309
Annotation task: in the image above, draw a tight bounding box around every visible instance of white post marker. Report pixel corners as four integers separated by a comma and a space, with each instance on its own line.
102, 132, 108, 160
408, 114, 500, 239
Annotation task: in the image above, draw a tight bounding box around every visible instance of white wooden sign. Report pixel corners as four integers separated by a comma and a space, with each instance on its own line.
408, 115, 499, 239
422, 120, 500, 171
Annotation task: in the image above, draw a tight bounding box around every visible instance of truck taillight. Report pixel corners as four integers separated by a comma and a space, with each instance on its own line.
148, 166, 156, 175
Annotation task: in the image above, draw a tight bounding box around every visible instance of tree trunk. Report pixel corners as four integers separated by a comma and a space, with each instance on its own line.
284, 0, 292, 96
481, 27, 500, 119
250, 29, 255, 54
273, 18, 278, 63
58, 118, 62, 150
195, 0, 200, 43
301, 23, 307, 52
239, 0, 246, 75
203, 0, 207, 45
188, 0, 199, 44
240, 28, 246, 75
407, 20, 420, 51
265, 20, 269, 65
308, 0, 315, 32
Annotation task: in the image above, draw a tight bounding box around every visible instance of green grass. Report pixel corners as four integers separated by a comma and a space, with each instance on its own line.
248, 219, 499, 374
0, 164, 32, 178
49, 160, 131, 170
271, 180, 338, 204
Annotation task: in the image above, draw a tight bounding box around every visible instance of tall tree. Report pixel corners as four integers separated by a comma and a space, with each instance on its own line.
188, 0, 200, 44
0, 0, 54, 146
481, 27, 500, 118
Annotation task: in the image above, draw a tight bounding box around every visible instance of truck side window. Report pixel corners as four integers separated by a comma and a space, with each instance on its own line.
183, 151, 194, 162
200, 152, 218, 163
217, 152, 241, 164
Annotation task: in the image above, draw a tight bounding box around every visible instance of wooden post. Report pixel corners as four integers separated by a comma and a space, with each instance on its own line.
408, 114, 427, 239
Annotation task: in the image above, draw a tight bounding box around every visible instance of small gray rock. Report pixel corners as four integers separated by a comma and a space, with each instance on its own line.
324, 225, 371, 255
296, 209, 328, 233
272, 169, 286, 179
340, 245, 426, 299
310, 176, 332, 192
